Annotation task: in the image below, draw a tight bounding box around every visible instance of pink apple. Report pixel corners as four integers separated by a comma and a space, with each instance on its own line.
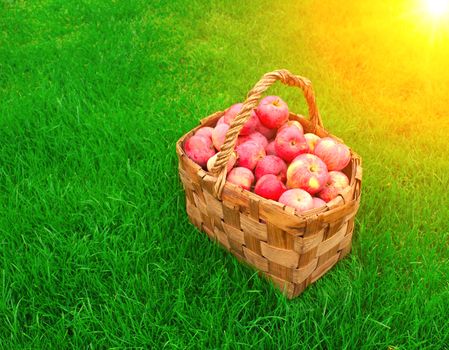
274, 123, 308, 162
318, 171, 350, 202
312, 197, 326, 209
184, 135, 216, 168
223, 103, 243, 124
278, 120, 304, 134
217, 116, 227, 125
314, 137, 351, 171
235, 141, 266, 170
278, 189, 314, 213
227, 167, 255, 191
223, 103, 258, 135
237, 131, 268, 148
304, 133, 321, 153
212, 123, 230, 151
256, 120, 277, 140
207, 152, 237, 173
255, 155, 287, 182
265, 141, 277, 156
255, 96, 289, 129
254, 174, 287, 201
286, 154, 329, 194
195, 126, 214, 140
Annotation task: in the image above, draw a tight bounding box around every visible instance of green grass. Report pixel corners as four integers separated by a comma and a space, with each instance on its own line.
1, 0, 448, 348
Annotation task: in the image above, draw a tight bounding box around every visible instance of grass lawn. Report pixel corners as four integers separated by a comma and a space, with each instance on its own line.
1, 0, 448, 348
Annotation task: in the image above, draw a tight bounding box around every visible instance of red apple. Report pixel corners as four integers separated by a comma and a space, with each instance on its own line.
237, 131, 268, 148
227, 167, 254, 191
207, 152, 237, 173
212, 123, 230, 151
223, 103, 258, 135
184, 135, 216, 168
256, 120, 277, 140
304, 133, 320, 153
254, 174, 287, 201
286, 154, 329, 194
278, 189, 314, 213
274, 123, 308, 162
265, 140, 277, 156
235, 141, 266, 170
255, 155, 287, 181
312, 197, 326, 209
255, 96, 289, 129
317, 171, 350, 202
195, 126, 214, 140
314, 137, 351, 171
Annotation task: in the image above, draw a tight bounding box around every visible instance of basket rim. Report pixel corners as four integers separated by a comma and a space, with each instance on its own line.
176, 111, 362, 220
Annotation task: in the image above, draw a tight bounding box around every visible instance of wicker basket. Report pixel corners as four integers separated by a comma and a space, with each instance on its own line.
176, 69, 362, 298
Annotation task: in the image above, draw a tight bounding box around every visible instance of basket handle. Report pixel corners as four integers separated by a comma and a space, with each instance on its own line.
211, 69, 323, 198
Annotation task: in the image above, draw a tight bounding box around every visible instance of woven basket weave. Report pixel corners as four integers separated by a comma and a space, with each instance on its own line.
176, 69, 362, 298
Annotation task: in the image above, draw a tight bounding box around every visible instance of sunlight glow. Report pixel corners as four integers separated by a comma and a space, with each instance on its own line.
425, 0, 449, 18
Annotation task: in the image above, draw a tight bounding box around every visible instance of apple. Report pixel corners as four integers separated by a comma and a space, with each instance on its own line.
184, 135, 216, 168
317, 171, 350, 202
255, 96, 289, 129
223, 103, 258, 135
195, 126, 214, 140
223, 103, 243, 124
207, 152, 237, 173
237, 131, 268, 148
304, 133, 320, 153
217, 116, 227, 125
265, 141, 277, 156
278, 189, 314, 213
212, 123, 230, 151
256, 120, 277, 140
314, 137, 351, 171
254, 174, 287, 201
235, 141, 266, 170
278, 120, 304, 134
286, 154, 328, 194
255, 155, 287, 181
227, 167, 255, 191
274, 123, 308, 162
312, 197, 326, 209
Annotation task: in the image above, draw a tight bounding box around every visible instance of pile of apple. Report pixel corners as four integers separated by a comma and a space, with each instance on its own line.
184, 96, 351, 213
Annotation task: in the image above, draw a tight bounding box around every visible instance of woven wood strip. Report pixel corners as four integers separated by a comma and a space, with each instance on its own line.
310, 254, 340, 283
339, 240, 353, 258
259, 201, 307, 234
316, 222, 348, 256
292, 258, 318, 284
240, 215, 268, 240
203, 224, 215, 240
229, 238, 244, 256
260, 242, 299, 268
222, 222, 245, 245
294, 229, 325, 254
266, 222, 296, 281
242, 247, 269, 272
248, 195, 260, 218
214, 227, 230, 250
203, 191, 224, 219
338, 232, 353, 251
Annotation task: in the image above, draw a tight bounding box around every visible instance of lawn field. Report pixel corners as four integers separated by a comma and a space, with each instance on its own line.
1, 0, 448, 348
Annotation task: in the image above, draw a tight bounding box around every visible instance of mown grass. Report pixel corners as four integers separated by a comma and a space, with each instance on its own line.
0, 0, 448, 348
